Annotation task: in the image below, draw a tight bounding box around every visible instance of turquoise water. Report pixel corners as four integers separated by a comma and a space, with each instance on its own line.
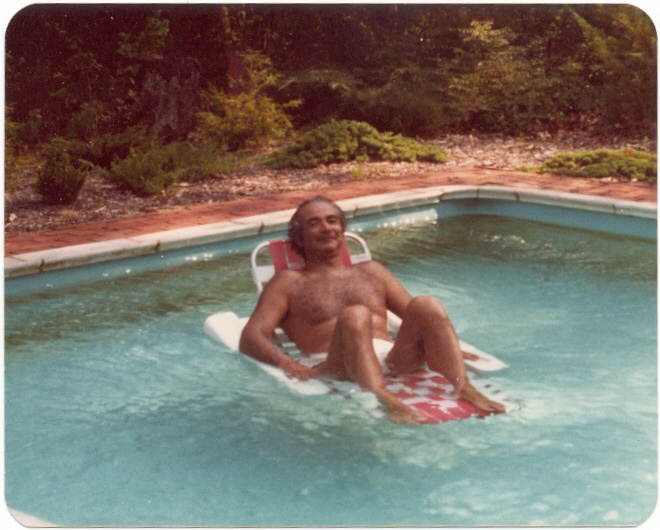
4, 215, 657, 527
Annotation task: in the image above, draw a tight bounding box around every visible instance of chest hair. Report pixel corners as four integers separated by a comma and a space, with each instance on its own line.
291, 268, 384, 325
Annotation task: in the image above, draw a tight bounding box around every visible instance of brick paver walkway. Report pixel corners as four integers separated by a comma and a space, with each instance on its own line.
4, 168, 657, 257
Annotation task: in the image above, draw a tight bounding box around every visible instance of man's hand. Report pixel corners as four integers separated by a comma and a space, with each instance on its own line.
278, 356, 317, 381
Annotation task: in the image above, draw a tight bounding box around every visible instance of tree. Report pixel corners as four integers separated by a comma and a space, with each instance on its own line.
4, 3, 656, 149
570, 5, 657, 132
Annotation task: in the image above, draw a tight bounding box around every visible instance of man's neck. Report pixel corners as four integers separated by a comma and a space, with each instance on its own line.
303, 251, 345, 272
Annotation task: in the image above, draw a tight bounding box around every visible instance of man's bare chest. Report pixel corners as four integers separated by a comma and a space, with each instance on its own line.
289, 270, 384, 325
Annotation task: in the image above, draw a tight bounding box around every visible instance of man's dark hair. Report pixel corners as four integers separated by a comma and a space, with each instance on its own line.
287, 196, 347, 257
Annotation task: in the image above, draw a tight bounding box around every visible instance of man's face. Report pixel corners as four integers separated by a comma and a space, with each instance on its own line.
298, 201, 345, 257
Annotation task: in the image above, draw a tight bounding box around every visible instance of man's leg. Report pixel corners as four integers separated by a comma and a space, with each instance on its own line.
386, 296, 505, 413
316, 304, 426, 424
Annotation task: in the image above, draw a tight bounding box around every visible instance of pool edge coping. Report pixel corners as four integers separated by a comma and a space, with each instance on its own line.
4, 185, 657, 279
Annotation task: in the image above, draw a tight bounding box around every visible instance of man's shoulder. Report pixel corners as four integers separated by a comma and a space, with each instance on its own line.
354, 259, 389, 274
257, 269, 303, 306
267, 268, 304, 290
353, 260, 395, 281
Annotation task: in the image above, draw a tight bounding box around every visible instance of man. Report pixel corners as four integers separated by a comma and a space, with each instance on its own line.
239, 196, 505, 424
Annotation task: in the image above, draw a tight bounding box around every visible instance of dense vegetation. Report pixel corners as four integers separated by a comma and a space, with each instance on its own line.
5, 4, 657, 203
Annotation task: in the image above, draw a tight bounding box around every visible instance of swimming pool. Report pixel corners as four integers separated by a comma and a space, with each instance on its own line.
4, 188, 657, 527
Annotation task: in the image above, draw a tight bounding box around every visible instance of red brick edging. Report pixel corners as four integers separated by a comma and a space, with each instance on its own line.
4, 169, 657, 257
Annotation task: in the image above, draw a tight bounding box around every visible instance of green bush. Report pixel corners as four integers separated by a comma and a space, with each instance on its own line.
346, 91, 447, 138
266, 120, 449, 169
539, 149, 657, 181
55, 126, 157, 172
196, 52, 300, 151
280, 67, 450, 137
65, 99, 109, 142
106, 141, 239, 195
341, 68, 451, 137
277, 69, 359, 127
87, 126, 157, 169
35, 139, 89, 205
106, 147, 177, 196
196, 90, 296, 151
161, 142, 242, 183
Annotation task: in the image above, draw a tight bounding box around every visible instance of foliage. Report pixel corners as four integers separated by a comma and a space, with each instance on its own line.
117, 11, 169, 61
4, 4, 657, 199
60, 125, 158, 171
277, 69, 361, 127
265, 6, 657, 137
538, 149, 657, 181
35, 139, 90, 205
4, 108, 25, 192
196, 52, 299, 150
266, 120, 449, 169
65, 100, 112, 142
90, 126, 157, 169
569, 5, 657, 133
106, 148, 176, 196
105, 141, 239, 195
447, 20, 587, 133
341, 67, 451, 137
160, 142, 242, 183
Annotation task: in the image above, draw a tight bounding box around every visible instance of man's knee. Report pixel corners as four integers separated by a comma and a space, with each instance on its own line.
337, 304, 372, 329
407, 295, 449, 321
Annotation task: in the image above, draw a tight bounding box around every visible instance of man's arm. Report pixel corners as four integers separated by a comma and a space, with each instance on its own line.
238, 272, 316, 380
370, 261, 414, 318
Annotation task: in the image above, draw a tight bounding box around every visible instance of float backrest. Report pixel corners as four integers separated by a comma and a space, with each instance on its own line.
250, 231, 372, 292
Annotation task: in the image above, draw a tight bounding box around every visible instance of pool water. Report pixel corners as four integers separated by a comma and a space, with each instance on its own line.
4, 215, 657, 527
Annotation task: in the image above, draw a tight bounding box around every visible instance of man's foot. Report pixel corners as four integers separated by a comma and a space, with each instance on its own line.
461, 350, 479, 361
459, 381, 506, 414
376, 389, 426, 424
384, 401, 427, 425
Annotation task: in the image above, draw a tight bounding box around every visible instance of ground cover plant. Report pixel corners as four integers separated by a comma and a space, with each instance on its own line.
536, 149, 657, 182
266, 120, 449, 169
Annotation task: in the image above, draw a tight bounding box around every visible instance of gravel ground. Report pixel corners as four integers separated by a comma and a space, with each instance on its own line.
4, 132, 655, 235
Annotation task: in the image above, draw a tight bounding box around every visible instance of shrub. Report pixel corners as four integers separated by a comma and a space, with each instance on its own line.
65, 99, 109, 142
196, 89, 296, 151
105, 141, 239, 195
277, 68, 359, 127
161, 142, 242, 183
341, 68, 451, 137
196, 52, 300, 151
346, 90, 447, 139
106, 147, 177, 196
54, 125, 157, 171
87, 126, 157, 169
266, 120, 449, 169
35, 139, 89, 205
280, 67, 450, 137
539, 148, 657, 181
